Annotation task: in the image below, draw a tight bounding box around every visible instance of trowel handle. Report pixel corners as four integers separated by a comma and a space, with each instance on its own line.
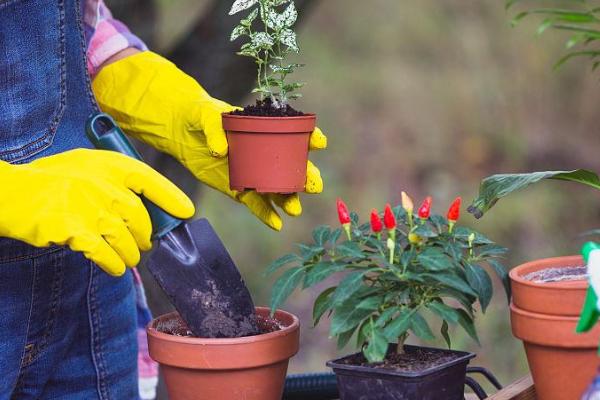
86, 113, 182, 239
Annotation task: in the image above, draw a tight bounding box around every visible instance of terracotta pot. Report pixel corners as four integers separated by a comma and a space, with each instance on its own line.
222, 113, 315, 193
147, 307, 300, 400
509, 256, 600, 400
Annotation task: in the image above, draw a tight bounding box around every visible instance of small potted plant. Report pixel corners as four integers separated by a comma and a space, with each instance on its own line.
267, 194, 510, 400
224, 0, 315, 193
468, 169, 600, 400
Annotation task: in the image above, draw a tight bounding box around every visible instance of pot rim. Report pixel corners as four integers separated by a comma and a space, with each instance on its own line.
510, 302, 581, 322
221, 112, 316, 121
146, 307, 300, 346
326, 344, 475, 378
509, 255, 586, 290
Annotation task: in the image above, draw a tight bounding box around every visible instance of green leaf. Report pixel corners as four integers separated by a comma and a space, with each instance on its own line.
375, 307, 399, 328
488, 259, 511, 301
427, 301, 460, 323
331, 298, 377, 336
383, 309, 415, 341
312, 287, 336, 326
468, 170, 600, 218
269, 267, 304, 313
251, 32, 274, 48
476, 244, 508, 258
331, 271, 368, 305
410, 311, 435, 341
457, 308, 480, 344
229, 0, 258, 15
422, 273, 478, 297
465, 264, 493, 313
279, 28, 298, 52
453, 227, 494, 244
363, 326, 389, 363
329, 228, 342, 245
312, 225, 330, 246
230, 25, 247, 41
444, 241, 463, 262
303, 262, 345, 289
240, 8, 259, 26
413, 224, 438, 238
298, 244, 325, 261
335, 242, 365, 259
265, 253, 301, 276
417, 248, 454, 271
336, 325, 358, 349
441, 320, 451, 348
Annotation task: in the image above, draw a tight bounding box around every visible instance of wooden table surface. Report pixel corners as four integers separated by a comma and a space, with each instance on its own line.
465, 375, 535, 400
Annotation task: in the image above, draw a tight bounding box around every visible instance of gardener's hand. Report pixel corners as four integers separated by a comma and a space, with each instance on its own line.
0, 149, 194, 276
92, 51, 327, 231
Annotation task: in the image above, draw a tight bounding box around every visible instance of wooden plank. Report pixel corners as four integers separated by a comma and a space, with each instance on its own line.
487, 375, 535, 400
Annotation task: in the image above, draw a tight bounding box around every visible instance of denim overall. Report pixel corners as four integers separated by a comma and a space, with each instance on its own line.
0, 0, 137, 398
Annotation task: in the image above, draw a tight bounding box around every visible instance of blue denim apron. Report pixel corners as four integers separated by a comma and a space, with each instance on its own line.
0, 0, 137, 398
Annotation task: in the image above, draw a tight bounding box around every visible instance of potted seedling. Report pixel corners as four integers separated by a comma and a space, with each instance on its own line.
224, 0, 315, 193
267, 195, 510, 400
468, 169, 600, 400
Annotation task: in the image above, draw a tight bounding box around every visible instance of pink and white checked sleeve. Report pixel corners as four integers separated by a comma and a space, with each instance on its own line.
83, 0, 148, 76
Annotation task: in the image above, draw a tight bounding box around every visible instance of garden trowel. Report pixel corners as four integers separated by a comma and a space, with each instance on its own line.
86, 113, 259, 338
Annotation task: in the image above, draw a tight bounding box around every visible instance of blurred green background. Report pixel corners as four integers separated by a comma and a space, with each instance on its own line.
110, 0, 600, 394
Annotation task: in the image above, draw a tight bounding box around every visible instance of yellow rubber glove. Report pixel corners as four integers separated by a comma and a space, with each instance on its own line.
0, 149, 195, 276
92, 51, 327, 231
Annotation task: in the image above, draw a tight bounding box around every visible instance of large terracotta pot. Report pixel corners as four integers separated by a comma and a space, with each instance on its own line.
222, 113, 315, 193
147, 307, 300, 400
510, 255, 600, 400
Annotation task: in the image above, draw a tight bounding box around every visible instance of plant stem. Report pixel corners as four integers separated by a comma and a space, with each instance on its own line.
397, 333, 407, 355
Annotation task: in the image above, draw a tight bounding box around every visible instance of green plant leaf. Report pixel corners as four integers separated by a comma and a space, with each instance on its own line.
229, 0, 258, 15
329, 228, 342, 245
298, 244, 325, 261
468, 170, 600, 218
457, 308, 480, 344
230, 25, 247, 41
270, 267, 304, 313
441, 320, 451, 348
375, 307, 399, 328
382, 309, 415, 341
303, 261, 345, 289
279, 29, 298, 52
417, 248, 454, 271
476, 244, 508, 258
331, 271, 369, 305
465, 264, 493, 312
427, 301, 460, 323
422, 273, 478, 297
312, 225, 330, 246
312, 286, 336, 326
363, 326, 389, 363
336, 325, 358, 349
251, 32, 274, 48
488, 259, 511, 301
330, 297, 377, 336
240, 8, 259, 26
410, 311, 435, 341
265, 253, 301, 276
413, 223, 438, 238
335, 242, 365, 259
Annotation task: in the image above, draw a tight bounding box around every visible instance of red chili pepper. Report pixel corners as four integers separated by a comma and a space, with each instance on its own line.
336, 198, 351, 225
418, 196, 432, 219
383, 203, 396, 230
447, 197, 461, 222
370, 209, 383, 233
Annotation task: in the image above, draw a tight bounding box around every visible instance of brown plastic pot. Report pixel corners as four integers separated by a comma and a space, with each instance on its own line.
222, 113, 316, 193
147, 307, 300, 400
510, 256, 600, 400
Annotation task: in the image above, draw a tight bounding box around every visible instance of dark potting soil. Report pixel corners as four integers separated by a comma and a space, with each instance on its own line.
523, 266, 587, 283
228, 99, 305, 117
338, 346, 461, 373
155, 313, 283, 338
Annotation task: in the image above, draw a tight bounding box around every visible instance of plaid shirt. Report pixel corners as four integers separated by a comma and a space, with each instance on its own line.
83, 0, 148, 75
83, 2, 157, 399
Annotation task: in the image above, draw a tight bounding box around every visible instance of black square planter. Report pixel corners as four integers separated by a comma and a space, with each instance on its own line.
326, 345, 475, 400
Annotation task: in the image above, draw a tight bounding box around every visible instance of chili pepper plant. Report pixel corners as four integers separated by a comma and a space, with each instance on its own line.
267, 194, 510, 363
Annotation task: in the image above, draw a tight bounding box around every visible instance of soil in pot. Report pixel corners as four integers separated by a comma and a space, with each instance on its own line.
327, 345, 475, 400
229, 99, 305, 117
154, 312, 283, 337
523, 265, 587, 283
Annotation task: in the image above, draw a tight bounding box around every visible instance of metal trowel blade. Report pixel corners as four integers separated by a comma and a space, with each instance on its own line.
145, 218, 259, 338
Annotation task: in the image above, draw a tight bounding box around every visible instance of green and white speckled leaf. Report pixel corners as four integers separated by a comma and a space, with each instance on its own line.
279, 29, 298, 51
229, 0, 258, 15
230, 25, 247, 41
251, 32, 274, 48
